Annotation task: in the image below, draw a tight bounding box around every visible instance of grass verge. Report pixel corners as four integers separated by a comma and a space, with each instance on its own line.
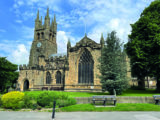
24, 89, 160, 98
24, 91, 107, 98
57, 103, 160, 112
119, 89, 159, 97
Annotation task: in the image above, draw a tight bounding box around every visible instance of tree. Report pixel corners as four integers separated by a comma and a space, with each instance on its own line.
0, 57, 19, 92
125, 0, 160, 91
99, 31, 128, 95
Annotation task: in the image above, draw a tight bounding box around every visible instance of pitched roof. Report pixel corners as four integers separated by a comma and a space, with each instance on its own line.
71, 35, 101, 51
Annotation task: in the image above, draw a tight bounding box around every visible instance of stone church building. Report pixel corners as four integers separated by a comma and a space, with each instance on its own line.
17, 8, 128, 91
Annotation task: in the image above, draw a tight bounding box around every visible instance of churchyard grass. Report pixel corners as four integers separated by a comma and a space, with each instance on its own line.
57, 103, 160, 112
119, 89, 160, 97
24, 89, 160, 98
24, 91, 107, 99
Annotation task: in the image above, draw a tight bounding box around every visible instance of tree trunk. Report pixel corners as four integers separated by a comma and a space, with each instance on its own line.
147, 76, 149, 88
156, 76, 160, 92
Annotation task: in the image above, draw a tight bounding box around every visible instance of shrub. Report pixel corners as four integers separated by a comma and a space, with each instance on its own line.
37, 91, 76, 108
31, 101, 38, 110
37, 105, 42, 110
23, 94, 38, 110
18, 101, 25, 108
37, 92, 54, 107
2, 91, 24, 109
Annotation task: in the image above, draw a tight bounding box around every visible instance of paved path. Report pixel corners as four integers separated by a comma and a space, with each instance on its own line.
1, 111, 160, 120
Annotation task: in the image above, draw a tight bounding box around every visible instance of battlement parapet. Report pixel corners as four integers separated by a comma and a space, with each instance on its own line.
19, 64, 45, 70
19, 64, 31, 70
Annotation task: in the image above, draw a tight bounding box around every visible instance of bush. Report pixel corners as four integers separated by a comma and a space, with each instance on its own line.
23, 94, 39, 110
37, 105, 42, 110
1, 91, 24, 109
37, 92, 54, 107
31, 101, 38, 110
104, 79, 128, 95
37, 91, 76, 108
18, 101, 25, 108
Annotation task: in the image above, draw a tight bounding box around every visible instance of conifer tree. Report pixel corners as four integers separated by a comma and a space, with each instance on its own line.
99, 31, 128, 95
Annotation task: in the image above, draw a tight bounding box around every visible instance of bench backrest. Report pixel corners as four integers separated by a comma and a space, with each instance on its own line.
153, 95, 160, 99
104, 95, 116, 99
93, 96, 105, 99
92, 95, 116, 100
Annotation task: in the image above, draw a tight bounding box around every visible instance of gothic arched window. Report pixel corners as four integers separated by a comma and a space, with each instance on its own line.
49, 33, 52, 40
78, 49, 94, 84
56, 71, 61, 84
46, 72, 52, 84
37, 33, 40, 40
41, 32, 44, 39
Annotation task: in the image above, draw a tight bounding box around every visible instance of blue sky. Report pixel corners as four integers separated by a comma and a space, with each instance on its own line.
0, 0, 154, 65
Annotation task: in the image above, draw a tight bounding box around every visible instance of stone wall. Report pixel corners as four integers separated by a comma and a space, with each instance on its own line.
75, 96, 155, 104
65, 47, 102, 91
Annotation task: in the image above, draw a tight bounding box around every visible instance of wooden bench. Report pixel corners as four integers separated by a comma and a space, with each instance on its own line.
50, 87, 63, 90
153, 95, 160, 105
42, 87, 48, 90
92, 95, 116, 106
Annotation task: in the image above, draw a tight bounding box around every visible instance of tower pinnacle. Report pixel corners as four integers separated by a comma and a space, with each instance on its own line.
54, 14, 56, 24
46, 7, 49, 18
36, 9, 39, 21
44, 7, 50, 28
37, 9, 39, 20
67, 38, 71, 48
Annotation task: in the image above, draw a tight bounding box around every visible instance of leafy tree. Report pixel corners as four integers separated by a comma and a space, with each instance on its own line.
125, 0, 160, 91
99, 31, 128, 95
0, 57, 18, 92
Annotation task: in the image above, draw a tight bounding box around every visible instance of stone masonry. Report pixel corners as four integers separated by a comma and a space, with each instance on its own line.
17, 8, 131, 92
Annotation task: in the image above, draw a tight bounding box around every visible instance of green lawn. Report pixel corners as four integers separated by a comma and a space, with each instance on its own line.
24, 89, 160, 98
119, 89, 160, 97
24, 91, 107, 99
57, 103, 160, 112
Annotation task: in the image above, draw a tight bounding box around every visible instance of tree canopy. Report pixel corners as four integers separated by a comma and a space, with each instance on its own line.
0, 57, 18, 92
99, 31, 128, 95
125, 0, 160, 91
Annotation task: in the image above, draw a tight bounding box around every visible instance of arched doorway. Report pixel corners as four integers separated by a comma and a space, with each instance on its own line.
78, 49, 94, 84
56, 71, 61, 84
23, 80, 29, 91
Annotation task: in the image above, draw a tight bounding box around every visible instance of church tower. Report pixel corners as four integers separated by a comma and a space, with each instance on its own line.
29, 8, 57, 66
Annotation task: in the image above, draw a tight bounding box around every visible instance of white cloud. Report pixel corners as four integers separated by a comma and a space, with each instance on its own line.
0, 39, 31, 65
57, 30, 77, 53
10, 44, 29, 65
57, 31, 68, 53
67, 0, 154, 43
21, 26, 34, 39
15, 20, 23, 23
6, 0, 155, 65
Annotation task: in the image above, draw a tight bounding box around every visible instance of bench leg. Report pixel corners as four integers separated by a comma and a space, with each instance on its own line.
155, 100, 159, 105
114, 100, 116, 106
103, 100, 106, 106
93, 101, 95, 105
